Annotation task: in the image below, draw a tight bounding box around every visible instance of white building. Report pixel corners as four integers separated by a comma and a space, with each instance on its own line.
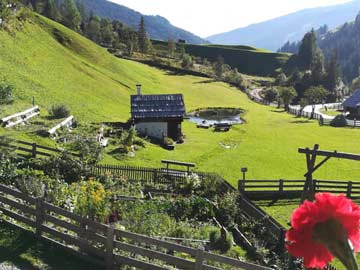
130, 85, 186, 141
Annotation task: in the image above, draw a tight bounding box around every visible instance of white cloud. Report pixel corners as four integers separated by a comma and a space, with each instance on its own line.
109, 0, 352, 37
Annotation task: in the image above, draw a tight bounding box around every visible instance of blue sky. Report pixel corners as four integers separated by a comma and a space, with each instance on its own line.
110, 0, 352, 37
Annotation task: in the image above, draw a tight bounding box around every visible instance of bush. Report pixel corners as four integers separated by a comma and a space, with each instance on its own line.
163, 137, 174, 146
215, 192, 240, 227
209, 229, 233, 253
0, 81, 14, 105
70, 179, 111, 222
330, 114, 347, 127
0, 137, 18, 185
49, 104, 71, 119
38, 152, 83, 183
15, 169, 46, 198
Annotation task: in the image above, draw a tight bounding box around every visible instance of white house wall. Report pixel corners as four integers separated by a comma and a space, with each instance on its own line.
135, 122, 167, 139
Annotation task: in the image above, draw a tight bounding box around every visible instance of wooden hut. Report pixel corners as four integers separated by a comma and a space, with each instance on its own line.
130, 86, 185, 141
343, 89, 360, 118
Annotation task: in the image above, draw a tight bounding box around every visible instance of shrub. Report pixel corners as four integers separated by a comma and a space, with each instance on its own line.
70, 179, 111, 222
163, 137, 174, 146
38, 152, 83, 183
330, 114, 347, 127
215, 192, 240, 227
15, 169, 46, 198
0, 81, 14, 104
209, 229, 233, 253
118, 200, 177, 237
49, 104, 71, 119
0, 137, 18, 185
71, 140, 103, 175
181, 54, 193, 69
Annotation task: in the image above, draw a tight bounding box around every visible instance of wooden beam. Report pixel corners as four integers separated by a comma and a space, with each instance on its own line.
299, 148, 360, 161
304, 155, 332, 177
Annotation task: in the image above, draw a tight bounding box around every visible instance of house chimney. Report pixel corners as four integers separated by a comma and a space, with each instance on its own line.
136, 84, 142, 95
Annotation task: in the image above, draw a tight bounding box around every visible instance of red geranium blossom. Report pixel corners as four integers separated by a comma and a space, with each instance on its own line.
286, 193, 360, 269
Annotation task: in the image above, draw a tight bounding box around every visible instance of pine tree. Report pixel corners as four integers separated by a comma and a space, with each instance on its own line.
298, 30, 318, 70
85, 15, 100, 42
137, 16, 147, 54
311, 50, 324, 85
325, 51, 341, 95
60, 0, 81, 31
43, 0, 59, 21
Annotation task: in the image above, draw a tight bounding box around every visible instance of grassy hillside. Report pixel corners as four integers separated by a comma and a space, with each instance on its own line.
151, 40, 289, 76
0, 14, 359, 184
184, 44, 289, 76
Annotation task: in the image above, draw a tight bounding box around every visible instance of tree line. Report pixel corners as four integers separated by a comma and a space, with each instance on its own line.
263, 29, 343, 116
9, 0, 153, 56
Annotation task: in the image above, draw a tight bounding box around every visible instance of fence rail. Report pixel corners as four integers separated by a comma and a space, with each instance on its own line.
288, 104, 360, 128
0, 183, 272, 270
0, 139, 79, 158
92, 164, 232, 193
238, 179, 360, 200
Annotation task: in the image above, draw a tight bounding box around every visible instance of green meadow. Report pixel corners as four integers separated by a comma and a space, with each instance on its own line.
0, 14, 359, 186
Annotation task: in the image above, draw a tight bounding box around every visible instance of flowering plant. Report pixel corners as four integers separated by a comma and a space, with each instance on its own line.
286, 193, 360, 270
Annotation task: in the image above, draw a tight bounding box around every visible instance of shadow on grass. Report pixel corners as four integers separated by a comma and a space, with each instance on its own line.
193, 79, 217, 84
255, 198, 300, 207
270, 109, 285, 113
0, 222, 100, 270
165, 70, 188, 76
290, 119, 312, 124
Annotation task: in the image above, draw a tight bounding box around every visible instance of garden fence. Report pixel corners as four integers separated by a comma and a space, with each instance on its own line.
238, 179, 360, 200
0, 183, 272, 270
0, 139, 79, 158
91, 164, 233, 193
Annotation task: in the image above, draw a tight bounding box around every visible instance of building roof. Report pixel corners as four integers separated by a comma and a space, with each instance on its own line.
131, 94, 186, 119
343, 89, 360, 108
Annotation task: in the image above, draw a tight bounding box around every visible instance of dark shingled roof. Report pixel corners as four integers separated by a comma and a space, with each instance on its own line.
131, 94, 186, 119
343, 89, 360, 108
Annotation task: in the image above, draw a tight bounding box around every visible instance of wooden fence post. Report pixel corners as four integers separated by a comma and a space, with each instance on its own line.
195, 249, 204, 270
153, 169, 157, 184
313, 180, 317, 193
347, 181, 353, 198
238, 180, 245, 193
32, 143, 37, 158
35, 197, 44, 237
279, 179, 284, 193
106, 224, 115, 270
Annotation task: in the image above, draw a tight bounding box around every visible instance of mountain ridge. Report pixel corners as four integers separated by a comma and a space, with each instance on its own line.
207, 0, 360, 51
83, 0, 207, 44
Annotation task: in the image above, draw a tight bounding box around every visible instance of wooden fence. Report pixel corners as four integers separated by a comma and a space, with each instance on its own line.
288, 104, 360, 128
92, 164, 233, 193
238, 179, 360, 200
0, 183, 272, 270
238, 196, 285, 246
0, 139, 79, 158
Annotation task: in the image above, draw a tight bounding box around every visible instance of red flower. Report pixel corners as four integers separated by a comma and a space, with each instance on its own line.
286, 193, 360, 269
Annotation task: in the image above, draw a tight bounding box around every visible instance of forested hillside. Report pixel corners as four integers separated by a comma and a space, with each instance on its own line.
280, 13, 360, 83
82, 0, 207, 44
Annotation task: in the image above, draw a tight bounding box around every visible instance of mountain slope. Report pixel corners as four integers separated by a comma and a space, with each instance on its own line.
0, 14, 241, 123
207, 0, 360, 51
1, 14, 359, 183
318, 14, 360, 83
82, 0, 206, 44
